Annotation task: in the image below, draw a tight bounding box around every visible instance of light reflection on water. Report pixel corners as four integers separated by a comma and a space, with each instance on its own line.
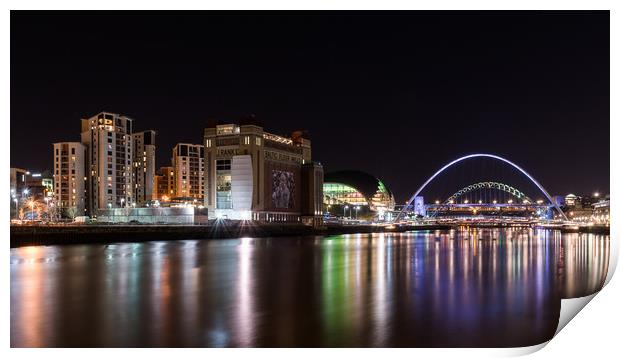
10, 229, 609, 347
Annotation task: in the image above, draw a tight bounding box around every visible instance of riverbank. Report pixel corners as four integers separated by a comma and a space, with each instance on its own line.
10, 222, 452, 247
10, 222, 609, 247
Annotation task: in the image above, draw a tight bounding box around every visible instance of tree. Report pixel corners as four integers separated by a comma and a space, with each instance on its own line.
66, 206, 78, 221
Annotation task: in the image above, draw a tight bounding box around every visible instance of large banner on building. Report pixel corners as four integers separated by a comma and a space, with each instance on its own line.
272, 170, 295, 209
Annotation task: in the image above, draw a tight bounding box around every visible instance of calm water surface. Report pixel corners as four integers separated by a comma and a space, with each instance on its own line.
10, 228, 609, 347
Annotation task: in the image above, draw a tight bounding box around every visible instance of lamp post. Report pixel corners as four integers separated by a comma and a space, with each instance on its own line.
13, 197, 17, 220
344, 205, 349, 220
355, 206, 360, 220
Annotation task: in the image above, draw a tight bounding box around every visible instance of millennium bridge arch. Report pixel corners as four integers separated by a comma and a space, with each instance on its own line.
395, 153, 568, 221
444, 181, 532, 204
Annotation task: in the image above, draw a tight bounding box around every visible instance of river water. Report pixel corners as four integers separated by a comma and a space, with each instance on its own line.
10, 228, 609, 347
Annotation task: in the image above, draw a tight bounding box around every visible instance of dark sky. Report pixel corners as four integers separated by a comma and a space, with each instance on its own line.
11, 11, 609, 202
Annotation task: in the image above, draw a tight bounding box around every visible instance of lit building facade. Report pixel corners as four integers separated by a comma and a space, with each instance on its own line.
203, 123, 323, 223
592, 200, 610, 225
53, 142, 86, 215
81, 112, 134, 214
323, 170, 395, 220
10, 168, 28, 195
565, 194, 579, 207
10, 168, 54, 218
172, 143, 204, 200
133, 130, 156, 205
154, 166, 175, 201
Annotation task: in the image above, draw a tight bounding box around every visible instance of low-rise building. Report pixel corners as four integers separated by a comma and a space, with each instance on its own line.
592, 200, 610, 225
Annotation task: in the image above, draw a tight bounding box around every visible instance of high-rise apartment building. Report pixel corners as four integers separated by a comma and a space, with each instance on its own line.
52, 142, 86, 215
133, 130, 156, 205
154, 166, 175, 201
81, 112, 134, 214
172, 143, 204, 200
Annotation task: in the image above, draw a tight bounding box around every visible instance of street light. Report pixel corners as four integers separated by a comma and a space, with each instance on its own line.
13, 198, 18, 219
344, 205, 349, 219
355, 206, 360, 220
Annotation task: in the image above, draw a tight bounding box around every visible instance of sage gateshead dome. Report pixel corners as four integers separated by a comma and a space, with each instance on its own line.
323, 170, 395, 212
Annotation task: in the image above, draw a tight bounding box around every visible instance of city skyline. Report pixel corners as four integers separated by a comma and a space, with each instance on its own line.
10, 11, 610, 201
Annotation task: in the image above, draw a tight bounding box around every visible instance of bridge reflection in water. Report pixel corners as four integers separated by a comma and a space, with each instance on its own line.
10, 229, 609, 348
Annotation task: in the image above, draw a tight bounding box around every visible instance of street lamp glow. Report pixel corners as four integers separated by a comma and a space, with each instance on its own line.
594, 192, 599, 198
507, 199, 513, 204
492, 200, 497, 204
464, 199, 469, 204
23, 189, 29, 195
435, 200, 440, 204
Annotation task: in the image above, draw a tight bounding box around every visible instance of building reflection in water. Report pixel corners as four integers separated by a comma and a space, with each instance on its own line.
10, 229, 610, 348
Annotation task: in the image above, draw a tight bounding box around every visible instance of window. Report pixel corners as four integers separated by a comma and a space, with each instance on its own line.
215, 159, 232, 209
71, 147, 75, 155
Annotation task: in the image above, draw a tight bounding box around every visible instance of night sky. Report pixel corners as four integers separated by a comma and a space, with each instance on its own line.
11, 11, 609, 202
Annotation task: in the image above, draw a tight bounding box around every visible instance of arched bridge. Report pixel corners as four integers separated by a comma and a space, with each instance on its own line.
444, 181, 532, 204
395, 153, 567, 221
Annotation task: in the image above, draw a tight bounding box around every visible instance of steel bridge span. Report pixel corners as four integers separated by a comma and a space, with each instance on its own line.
395, 153, 568, 222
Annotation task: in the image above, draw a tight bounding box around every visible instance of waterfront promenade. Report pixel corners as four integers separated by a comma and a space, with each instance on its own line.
10, 221, 608, 247
10, 222, 451, 247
